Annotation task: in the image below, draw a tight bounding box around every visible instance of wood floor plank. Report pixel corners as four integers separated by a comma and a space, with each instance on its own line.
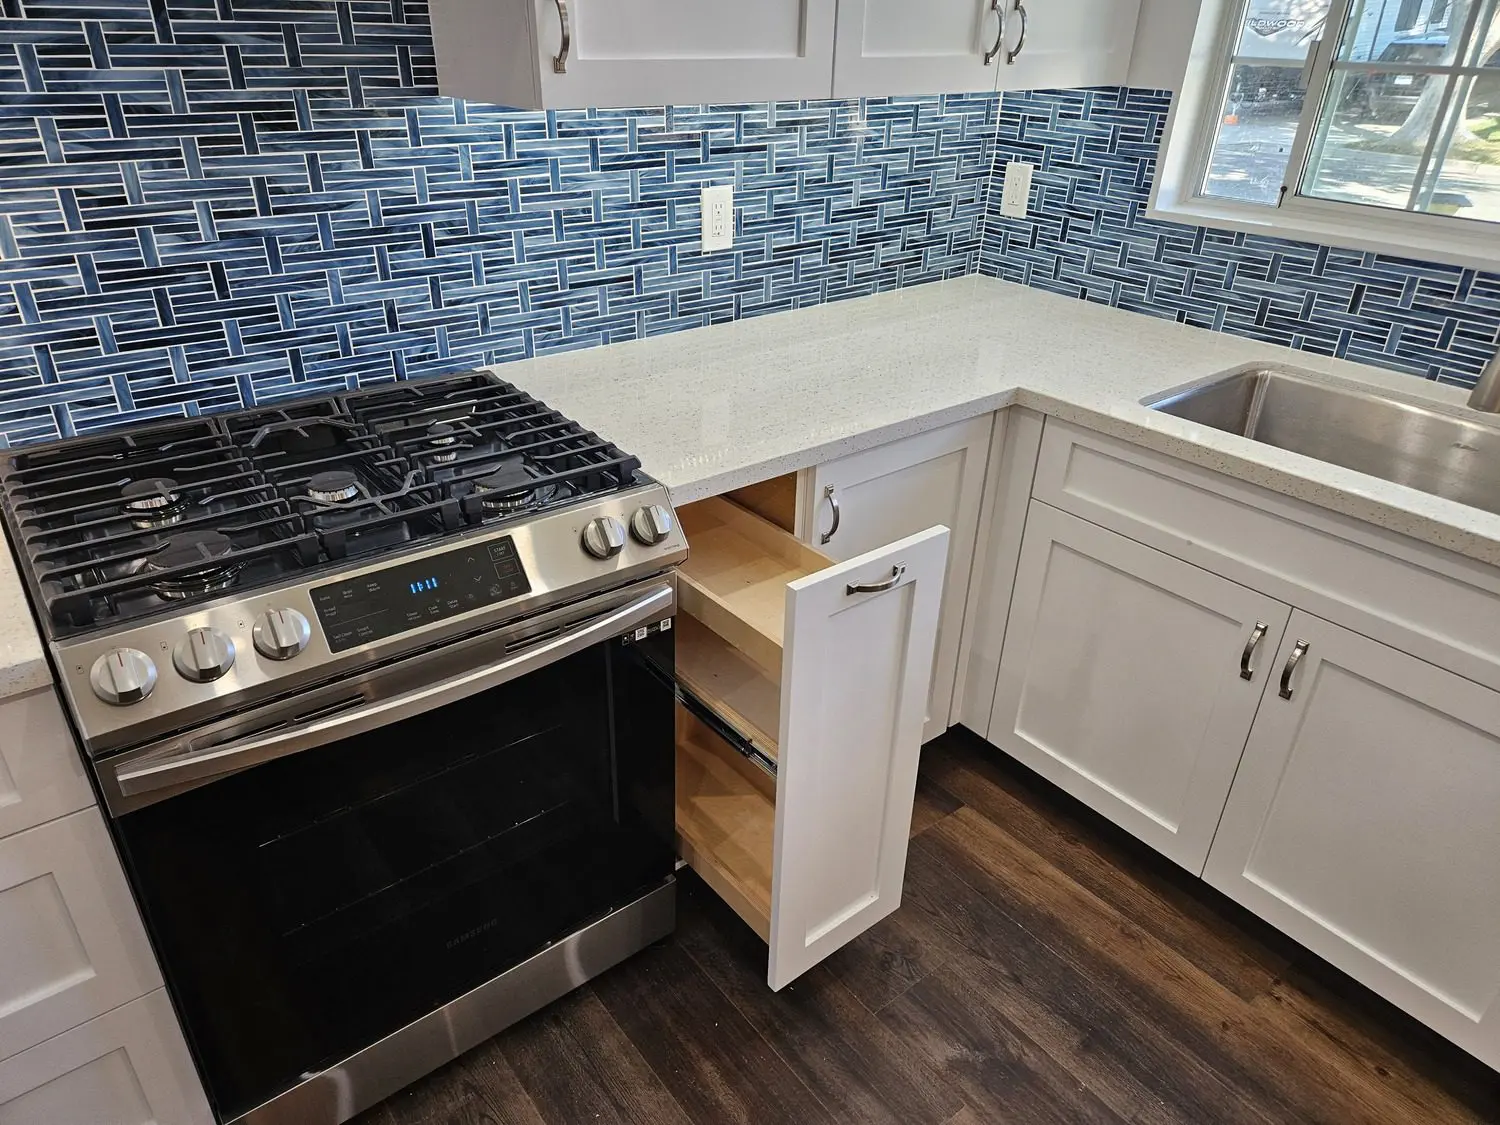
923, 731, 1296, 1001
823, 898, 958, 1016
498, 988, 693, 1125
891, 839, 1281, 1125
908, 768, 964, 838
926, 805, 1493, 1125
676, 878, 965, 1125
592, 937, 838, 1125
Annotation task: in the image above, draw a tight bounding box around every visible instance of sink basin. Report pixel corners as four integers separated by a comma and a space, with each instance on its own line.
1146, 368, 1500, 517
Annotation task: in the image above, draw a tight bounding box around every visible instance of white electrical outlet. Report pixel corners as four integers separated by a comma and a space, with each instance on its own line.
701, 185, 734, 252
1000, 161, 1034, 218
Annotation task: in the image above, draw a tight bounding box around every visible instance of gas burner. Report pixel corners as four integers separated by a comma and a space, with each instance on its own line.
306, 470, 361, 504
427, 423, 460, 464
137, 530, 242, 601
471, 458, 561, 513
121, 477, 188, 529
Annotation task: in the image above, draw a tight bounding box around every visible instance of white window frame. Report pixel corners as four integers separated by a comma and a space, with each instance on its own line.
1151, 0, 1500, 270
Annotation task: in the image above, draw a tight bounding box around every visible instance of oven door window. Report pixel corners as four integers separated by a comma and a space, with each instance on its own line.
111, 632, 674, 1122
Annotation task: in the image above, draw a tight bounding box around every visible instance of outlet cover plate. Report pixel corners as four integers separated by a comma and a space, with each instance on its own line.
1000, 161, 1033, 218
701, 185, 734, 252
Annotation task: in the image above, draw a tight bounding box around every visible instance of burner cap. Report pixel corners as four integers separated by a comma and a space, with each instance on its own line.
428, 423, 459, 464
472, 459, 558, 513
139, 531, 242, 600
306, 470, 360, 504
121, 477, 181, 512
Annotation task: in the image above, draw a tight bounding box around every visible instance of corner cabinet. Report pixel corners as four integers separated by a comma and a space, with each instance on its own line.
671, 497, 948, 990
430, 0, 1141, 108
990, 502, 1289, 873
1204, 614, 1500, 1070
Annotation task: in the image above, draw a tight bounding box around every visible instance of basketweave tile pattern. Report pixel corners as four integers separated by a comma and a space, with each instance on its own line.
0, 0, 998, 447
980, 86, 1500, 389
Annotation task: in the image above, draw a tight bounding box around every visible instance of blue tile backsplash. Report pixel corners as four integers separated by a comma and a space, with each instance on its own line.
0, 0, 1497, 450
981, 86, 1500, 389
0, 0, 996, 445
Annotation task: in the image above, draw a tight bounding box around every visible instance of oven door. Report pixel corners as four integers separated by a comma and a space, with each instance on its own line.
100, 578, 677, 1123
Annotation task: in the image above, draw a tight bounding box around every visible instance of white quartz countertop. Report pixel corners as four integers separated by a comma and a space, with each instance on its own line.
515, 273, 1500, 566
3, 273, 1499, 700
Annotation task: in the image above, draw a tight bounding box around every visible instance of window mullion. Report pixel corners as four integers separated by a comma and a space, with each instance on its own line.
1403, 0, 1490, 210
1277, 0, 1353, 209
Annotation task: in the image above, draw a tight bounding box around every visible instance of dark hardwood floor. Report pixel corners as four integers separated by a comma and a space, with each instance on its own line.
357, 727, 1500, 1125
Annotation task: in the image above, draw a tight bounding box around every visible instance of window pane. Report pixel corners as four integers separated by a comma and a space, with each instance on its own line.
1416, 71, 1500, 217
1203, 64, 1308, 203
1338, 0, 1493, 63
1239, 0, 1332, 60
1301, 69, 1445, 205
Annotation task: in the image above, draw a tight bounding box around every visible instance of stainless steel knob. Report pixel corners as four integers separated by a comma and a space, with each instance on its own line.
89, 648, 157, 706
581, 515, 626, 560
172, 627, 236, 683
630, 504, 674, 546
253, 607, 311, 661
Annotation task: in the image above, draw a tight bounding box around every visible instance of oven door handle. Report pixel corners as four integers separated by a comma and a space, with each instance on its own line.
114, 582, 675, 799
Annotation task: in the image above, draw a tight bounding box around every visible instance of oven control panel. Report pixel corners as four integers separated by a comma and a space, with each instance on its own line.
311, 538, 532, 653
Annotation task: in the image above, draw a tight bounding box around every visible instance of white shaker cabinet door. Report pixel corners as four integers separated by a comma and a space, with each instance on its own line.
990, 503, 1290, 873
434, 0, 838, 109
0, 690, 94, 842
1205, 613, 1500, 1071
769, 525, 948, 990
804, 416, 992, 743
996, 0, 1143, 90
0, 990, 211, 1125
833, 0, 1005, 95
0, 809, 163, 1062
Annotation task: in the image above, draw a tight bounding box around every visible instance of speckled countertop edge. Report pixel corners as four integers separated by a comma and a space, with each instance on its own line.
0, 537, 50, 696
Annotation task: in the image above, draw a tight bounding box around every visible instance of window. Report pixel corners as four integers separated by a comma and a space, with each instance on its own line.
1157, 0, 1500, 265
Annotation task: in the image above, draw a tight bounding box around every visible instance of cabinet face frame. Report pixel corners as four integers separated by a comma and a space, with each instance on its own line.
832, 0, 1004, 96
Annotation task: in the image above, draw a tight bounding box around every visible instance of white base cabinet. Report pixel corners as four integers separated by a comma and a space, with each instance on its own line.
800, 415, 992, 743
0, 990, 212, 1125
674, 497, 948, 989
1205, 613, 1500, 1070
990, 502, 1289, 873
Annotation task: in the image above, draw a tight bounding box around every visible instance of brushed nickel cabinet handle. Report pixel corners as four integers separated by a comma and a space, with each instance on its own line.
1006, 0, 1028, 64
847, 564, 905, 596
551, 0, 571, 73
983, 0, 1005, 66
1240, 622, 1268, 681
1279, 640, 1309, 701
820, 484, 841, 545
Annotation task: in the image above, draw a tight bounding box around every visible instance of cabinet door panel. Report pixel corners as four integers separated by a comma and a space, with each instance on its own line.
834, 0, 1002, 95
1205, 614, 1500, 1069
0, 691, 93, 841
537, 0, 837, 106
990, 503, 1290, 873
808, 416, 992, 742
0, 810, 162, 1061
0, 990, 211, 1124
998, 0, 1142, 90
769, 525, 948, 990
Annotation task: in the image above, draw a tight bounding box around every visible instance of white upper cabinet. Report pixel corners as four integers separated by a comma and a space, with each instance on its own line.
431, 0, 1140, 108
1205, 613, 1500, 1071
832, 0, 1005, 96
432, 0, 838, 109
997, 0, 1143, 91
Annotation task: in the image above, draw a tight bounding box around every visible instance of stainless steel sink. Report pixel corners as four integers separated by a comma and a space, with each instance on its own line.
1146, 367, 1500, 517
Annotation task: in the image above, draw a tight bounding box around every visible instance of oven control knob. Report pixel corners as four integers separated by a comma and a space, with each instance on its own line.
253, 608, 311, 661
172, 627, 236, 684
581, 515, 627, 560
630, 504, 674, 546
89, 648, 157, 706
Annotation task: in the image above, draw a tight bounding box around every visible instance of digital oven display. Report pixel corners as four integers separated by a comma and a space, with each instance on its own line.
310, 538, 532, 653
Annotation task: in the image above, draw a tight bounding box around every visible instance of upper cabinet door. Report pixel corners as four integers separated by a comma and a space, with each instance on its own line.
833, 0, 1005, 96
433, 0, 838, 109
990, 503, 1291, 874
805, 416, 993, 743
1205, 613, 1500, 1071
769, 525, 948, 991
996, 0, 1143, 91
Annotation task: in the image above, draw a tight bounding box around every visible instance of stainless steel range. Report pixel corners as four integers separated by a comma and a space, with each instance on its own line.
0, 372, 687, 1124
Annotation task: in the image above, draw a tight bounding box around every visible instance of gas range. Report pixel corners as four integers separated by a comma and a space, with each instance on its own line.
0, 371, 687, 759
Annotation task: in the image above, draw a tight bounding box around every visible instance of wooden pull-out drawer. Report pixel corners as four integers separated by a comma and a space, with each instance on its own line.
673, 496, 949, 990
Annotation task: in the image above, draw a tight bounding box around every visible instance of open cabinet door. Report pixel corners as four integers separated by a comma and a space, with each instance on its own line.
767, 526, 948, 990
